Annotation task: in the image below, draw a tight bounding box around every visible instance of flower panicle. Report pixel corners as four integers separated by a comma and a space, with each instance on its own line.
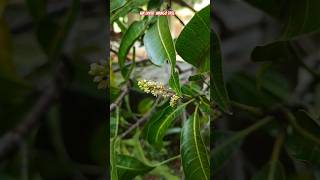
138, 80, 181, 107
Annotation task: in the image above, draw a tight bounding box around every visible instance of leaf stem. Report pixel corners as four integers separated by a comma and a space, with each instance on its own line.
283, 110, 320, 145
230, 101, 264, 117
155, 154, 181, 166
215, 116, 273, 152
268, 132, 285, 180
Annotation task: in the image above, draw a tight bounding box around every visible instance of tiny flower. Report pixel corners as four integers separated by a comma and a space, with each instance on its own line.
137, 79, 180, 107
169, 94, 181, 107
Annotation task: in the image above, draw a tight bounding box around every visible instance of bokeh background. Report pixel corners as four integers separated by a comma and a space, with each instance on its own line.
213, 0, 320, 180
0, 0, 107, 179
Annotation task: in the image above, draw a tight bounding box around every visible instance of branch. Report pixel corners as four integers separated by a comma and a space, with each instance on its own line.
120, 98, 159, 138
172, 0, 196, 12
110, 83, 129, 112
0, 61, 69, 161
0, 85, 57, 161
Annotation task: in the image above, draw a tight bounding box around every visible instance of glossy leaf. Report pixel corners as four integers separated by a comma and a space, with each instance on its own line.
116, 155, 154, 180
176, 5, 210, 72
111, 0, 147, 22
211, 31, 231, 113
110, 138, 119, 180
118, 20, 147, 79
111, 0, 126, 12
286, 110, 320, 165
251, 161, 286, 180
181, 106, 210, 180
144, 16, 181, 94
143, 100, 194, 148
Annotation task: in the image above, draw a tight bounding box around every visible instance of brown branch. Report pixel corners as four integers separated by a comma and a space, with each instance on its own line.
0, 85, 57, 161
120, 98, 159, 138
172, 0, 196, 12
110, 83, 130, 112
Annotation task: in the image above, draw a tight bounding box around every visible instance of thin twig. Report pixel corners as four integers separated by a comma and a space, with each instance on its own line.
0, 85, 57, 161
172, 0, 196, 12
110, 83, 130, 111
174, 14, 185, 26
120, 98, 159, 138
0, 62, 69, 161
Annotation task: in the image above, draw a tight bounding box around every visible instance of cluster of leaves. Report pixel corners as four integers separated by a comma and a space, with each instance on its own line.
213, 0, 320, 179
109, 0, 213, 179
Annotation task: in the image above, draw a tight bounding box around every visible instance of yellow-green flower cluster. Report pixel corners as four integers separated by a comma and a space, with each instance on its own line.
89, 61, 107, 89
169, 94, 180, 107
138, 80, 181, 107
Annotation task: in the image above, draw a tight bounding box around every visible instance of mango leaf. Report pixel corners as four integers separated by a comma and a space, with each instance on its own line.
212, 131, 243, 175
111, 0, 147, 23
147, 0, 163, 10
181, 106, 210, 180
111, 0, 126, 12
176, 5, 210, 72
251, 161, 286, 180
143, 99, 194, 148
211, 31, 230, 113
144, 16, 181, 95
116, 155, 154, 180
286, 110, 320, 165
118, 20, 148, 79
110, 138, 119, 180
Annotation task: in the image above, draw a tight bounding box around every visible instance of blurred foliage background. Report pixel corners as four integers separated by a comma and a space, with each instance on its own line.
213, 0, 320, 180
0, 0, 107, 179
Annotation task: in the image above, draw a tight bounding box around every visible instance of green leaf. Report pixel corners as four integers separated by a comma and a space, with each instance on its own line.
118, 20, 147, 79
138, 98, 154, 114
181, 106, 210, 180
143, 99, 194, 148
116, 155, 154, 180
211, 31, 231, 113
189, 74, 205, 82
286, 110, 320, 165
176, 5, 210, 72
251, 161, 286, 180
169, 70, 182, 96
212, 131, 243, 174
111, 0, 147, 22
144, 16, 181, 94
111, 0, 126, 12
110, 138, 119, 180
